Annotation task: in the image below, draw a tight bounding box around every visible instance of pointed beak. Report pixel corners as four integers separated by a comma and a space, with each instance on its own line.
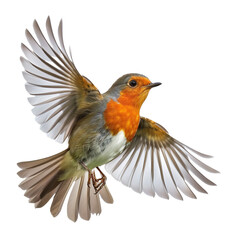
146, 82, 162, 89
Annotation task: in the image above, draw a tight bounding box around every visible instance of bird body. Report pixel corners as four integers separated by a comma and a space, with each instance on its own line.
18, 17, 218, 222
66, 73, 154, 172
65, 73, 151, 172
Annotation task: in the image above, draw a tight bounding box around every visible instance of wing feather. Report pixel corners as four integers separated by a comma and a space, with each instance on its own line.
169, 145, 207, 193
174, 141, 219, 173
121, 140, 142, 186
142, 140, 155, 196
33, 20, 56, 57
106, 117, 218, 199
152, 143, 169, 199
129, 143, 146, 193
21, 17, 101, 143
165, 147, 196, 198
159, 142, 183, 200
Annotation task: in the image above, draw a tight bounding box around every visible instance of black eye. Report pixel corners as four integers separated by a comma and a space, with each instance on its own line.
129, 80, 137, 87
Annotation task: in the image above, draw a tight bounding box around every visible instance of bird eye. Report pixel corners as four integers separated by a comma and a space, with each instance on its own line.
128, 80, 137, 87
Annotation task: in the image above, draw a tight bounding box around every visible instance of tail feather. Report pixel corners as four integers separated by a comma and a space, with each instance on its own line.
17, 149, 68, 169
35, 186, 59, 208
79, 174, 91, 220
23, 167, 60, 199
51, 178, 74, 217
17, 157, 62, 178
19, 162, 61, 190
18, 149, 113, 221
39, 170, 63, 199
99, 185, 114, 204
67, 172, 106, 222
67, 178, 82, 222
89, 179, 101, 215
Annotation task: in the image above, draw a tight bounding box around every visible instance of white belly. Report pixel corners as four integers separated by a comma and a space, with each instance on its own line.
86, 130, 127, 169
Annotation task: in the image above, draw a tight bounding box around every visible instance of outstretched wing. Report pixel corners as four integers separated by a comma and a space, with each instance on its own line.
106, 117, 218, 200
21, 17, 102, 143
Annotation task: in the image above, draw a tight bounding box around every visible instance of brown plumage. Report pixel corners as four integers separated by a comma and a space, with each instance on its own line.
18, 17, 218, 222
18, 150, 113, 221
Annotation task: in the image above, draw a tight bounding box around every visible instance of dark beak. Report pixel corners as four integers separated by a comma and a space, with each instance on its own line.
146, 82, 162, 89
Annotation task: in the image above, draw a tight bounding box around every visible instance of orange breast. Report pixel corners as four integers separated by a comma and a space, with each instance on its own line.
104, 99, 140, 141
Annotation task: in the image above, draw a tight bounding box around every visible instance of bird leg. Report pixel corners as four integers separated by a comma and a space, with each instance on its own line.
91, 167, 107, 194
80, 162, 106, 194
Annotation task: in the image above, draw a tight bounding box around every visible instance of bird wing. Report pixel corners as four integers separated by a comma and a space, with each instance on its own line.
21, 17, 102, 143
105, 117, 218, 199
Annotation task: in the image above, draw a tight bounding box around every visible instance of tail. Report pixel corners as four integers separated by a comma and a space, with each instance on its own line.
17, 149, 113, 222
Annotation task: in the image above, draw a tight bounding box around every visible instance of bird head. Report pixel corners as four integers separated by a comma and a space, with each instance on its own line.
107, 73, 161, 110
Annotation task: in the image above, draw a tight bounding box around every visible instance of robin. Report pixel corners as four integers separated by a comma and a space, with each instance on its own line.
18, 17, 218, 222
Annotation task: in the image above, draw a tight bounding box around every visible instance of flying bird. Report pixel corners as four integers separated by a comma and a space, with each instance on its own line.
18, 17, 218, 222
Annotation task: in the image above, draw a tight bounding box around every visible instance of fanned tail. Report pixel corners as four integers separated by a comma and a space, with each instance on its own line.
67, 172, 113, 221
17, 149, 113, 222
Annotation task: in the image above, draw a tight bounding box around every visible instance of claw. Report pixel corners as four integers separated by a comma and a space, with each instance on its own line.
80, 162, 107, 194
92, 167, 107, 194
94, 176, 106, 194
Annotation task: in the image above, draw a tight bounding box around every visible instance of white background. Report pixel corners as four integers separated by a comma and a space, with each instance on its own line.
1, 0, 240, 239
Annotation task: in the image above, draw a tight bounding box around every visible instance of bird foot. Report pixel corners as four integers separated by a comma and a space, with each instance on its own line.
86, 167, 107, 194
